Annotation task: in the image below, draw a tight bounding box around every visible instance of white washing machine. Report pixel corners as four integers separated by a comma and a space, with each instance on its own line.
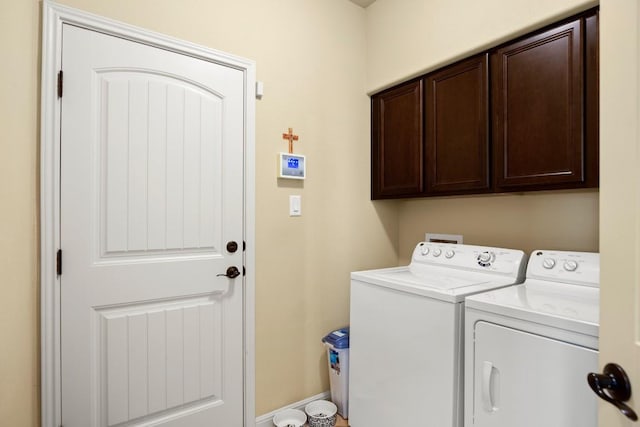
464, 250, 600, 427
349, 242, 526, 427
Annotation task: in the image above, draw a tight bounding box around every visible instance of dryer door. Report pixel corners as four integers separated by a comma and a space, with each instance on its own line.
472, 322, 597, 427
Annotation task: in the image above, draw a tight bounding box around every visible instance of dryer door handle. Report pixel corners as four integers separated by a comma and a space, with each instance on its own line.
482, 361, 498, 412
588, 363, 638, 421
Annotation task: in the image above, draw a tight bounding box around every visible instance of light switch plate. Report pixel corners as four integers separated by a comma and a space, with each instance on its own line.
256, 81, 264, 99
290, 195, 301, 216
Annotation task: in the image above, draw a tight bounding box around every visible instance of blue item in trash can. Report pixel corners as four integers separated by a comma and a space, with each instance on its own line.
322, 327, 349, 349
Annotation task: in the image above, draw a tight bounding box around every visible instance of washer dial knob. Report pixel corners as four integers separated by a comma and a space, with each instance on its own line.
563, 260, 579, 272
421, 246, 430, 256
477, 251, 495, 267
433, 248, 442, 257
445, 250, 455, 259
542, 258, 556, 269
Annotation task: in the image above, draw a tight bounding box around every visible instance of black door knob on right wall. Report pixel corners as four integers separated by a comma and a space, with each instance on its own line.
588, 363, 638, 421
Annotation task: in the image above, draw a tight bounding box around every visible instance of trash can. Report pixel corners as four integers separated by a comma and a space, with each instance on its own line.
322, 327, 350, 419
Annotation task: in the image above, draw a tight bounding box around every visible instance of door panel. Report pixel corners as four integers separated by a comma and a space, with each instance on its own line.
99, 296, 223, 425
492, 18, 584, 190
425, 54, 489, 194
472, 322, 597, 427
60, 24, 244, 427
371, 79, 424, 199
599, 0, 640, 425
99, 72, 223, 257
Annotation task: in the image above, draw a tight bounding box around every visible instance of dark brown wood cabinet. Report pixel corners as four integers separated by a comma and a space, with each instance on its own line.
371, 79, 424, 199
370, 8, 599, 200
492, 16, 597, 191
585, 9, 599, 188
491, 10, 599, 191
426, 54, 489, 194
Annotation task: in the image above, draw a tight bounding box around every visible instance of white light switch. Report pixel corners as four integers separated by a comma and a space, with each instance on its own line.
290, 195, 301, 216
255, 81, 264, 99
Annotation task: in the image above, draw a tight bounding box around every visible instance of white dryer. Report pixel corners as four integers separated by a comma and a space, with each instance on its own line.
464, 250, 600, 427
349, 242, 526, 427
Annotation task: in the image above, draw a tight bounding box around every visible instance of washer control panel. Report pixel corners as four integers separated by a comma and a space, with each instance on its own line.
527, 250, 600, 287
411, 242, 526, 278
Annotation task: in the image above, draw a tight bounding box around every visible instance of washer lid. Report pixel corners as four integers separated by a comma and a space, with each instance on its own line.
351, 266, 522, 303
466, 279, 599, 337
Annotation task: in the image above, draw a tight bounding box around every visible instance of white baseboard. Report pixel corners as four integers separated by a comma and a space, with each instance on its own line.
255, 391, 330, 427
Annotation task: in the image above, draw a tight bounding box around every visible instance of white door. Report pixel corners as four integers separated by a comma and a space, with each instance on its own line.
599, 0, 640, 425
472, 322, 598, 427
60, 24, 245, 427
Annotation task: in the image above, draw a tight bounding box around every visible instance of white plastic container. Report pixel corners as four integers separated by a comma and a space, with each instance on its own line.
322, 328, 349, 419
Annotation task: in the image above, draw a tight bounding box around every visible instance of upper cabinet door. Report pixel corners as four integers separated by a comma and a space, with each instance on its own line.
425, 54, 489, 194
371, 79, 424, 199
492, 18, 584, 191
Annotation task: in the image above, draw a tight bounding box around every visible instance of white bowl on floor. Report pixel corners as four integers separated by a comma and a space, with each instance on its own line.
272, 408, 307, 427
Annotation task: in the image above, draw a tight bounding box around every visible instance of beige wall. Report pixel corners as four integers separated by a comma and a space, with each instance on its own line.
1, 0, 606, 424
598, 0, 640, 423
366, 0, 598, 92
367, 0, 600, 264
0, 0, 399, 423
0, 0, 41, 425
397, 191, 599, 264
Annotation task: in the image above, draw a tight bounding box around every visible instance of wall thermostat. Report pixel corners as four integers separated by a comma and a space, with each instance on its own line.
279, 152, 306, 180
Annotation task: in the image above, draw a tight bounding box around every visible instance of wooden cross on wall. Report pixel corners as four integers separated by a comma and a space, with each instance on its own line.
282, 128, 299, 154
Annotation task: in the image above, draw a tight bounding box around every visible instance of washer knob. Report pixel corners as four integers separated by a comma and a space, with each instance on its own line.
542, 258, 556, 269
421, 246, 430, 256
478, 252, 492, 263
433, 248, 442, 257
477, 251, 495, 267
445, 250, 455, 259
564, 260, 579, 272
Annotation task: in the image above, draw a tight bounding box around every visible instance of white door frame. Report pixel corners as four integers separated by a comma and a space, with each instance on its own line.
39, 2, 256, 426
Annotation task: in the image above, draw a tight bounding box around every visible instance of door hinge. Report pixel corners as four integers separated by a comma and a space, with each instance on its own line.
243, 266, 246, 276
57, 70, 63, 98
243, 240, 246, 251
56, 249, 62, 276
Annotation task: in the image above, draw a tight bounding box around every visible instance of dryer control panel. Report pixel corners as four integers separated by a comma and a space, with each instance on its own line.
410, 242, 527, 279
527, 250, 600, 287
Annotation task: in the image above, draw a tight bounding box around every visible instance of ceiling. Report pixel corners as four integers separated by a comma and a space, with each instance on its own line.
349, 0, 377, 8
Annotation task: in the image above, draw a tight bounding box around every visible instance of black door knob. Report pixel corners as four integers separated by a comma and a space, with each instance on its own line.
588, 363, 638, 421
226, 241, 238, 253
217, 266, 241, 279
